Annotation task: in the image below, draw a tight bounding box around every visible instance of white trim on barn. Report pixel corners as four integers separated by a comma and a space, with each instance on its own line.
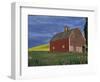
69, 38, 73, 52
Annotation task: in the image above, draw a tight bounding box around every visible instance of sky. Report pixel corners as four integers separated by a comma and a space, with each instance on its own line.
28, 15, 87, 48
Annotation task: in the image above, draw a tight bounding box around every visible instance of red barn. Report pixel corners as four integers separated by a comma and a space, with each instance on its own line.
50, 26, 86, 53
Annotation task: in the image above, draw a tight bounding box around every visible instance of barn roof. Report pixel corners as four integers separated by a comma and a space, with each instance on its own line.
50, 28, 79, 41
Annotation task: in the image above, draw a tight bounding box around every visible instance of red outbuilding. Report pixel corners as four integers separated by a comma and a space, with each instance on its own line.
50, 26, 86, 53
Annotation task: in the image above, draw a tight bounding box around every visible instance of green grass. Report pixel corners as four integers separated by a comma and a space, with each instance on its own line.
28, 44, 49, 51
28, 51, 88, 66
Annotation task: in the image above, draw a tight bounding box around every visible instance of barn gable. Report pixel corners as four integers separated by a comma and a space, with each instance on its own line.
69, 28, 85, 52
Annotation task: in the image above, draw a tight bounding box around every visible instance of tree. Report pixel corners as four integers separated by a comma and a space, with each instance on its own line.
84, 18, 88, 45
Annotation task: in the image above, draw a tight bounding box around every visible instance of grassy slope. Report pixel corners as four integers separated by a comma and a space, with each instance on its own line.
28, 51, 88, 66
28, 44, 49, 51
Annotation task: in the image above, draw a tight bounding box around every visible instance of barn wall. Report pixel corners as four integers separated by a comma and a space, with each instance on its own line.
70, 28, 85, 47
69, 28, 85, 53
50, 38, 69, 52
69, 45, 82, 53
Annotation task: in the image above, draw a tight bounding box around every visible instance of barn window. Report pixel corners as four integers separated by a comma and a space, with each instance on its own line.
62, 45, 65, 48
52, 46, 55, 50
76, 47, 82, 53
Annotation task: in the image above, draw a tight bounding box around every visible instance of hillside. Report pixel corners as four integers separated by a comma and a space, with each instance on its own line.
28, 44, 49, 51
28, 51, 88, 66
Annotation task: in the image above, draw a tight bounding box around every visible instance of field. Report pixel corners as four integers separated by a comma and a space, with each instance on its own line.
28, 44, 49, 51
28, 51, 88, 66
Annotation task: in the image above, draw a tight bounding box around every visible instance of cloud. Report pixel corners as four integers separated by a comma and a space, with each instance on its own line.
28, 15, 86, 26
28, 32, 53, 39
